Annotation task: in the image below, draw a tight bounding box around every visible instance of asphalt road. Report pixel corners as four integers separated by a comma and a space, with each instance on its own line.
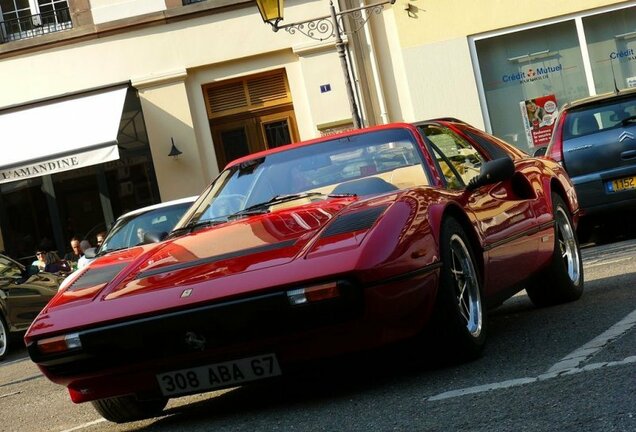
2, 239, 635, 432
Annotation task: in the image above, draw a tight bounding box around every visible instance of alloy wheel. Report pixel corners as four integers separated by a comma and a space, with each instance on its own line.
0, 319, 6, 358
449, 234, 482, 337
555, 207, 581, 285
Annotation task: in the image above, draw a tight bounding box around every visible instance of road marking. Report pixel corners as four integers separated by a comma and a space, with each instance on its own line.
1, 356, 29, 366
0, 373, 42, 389
428, 307, 636, 402
547, 307, 636, 373
59, 418, 106, 432
0, 390, 21, 399
585, 257, 633, 268
428, 356, 636, 401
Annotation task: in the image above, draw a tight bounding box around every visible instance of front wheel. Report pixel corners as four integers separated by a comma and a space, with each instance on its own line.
91, 395, 168, 424
526, 193, 584, 307
426, 218, 486, 361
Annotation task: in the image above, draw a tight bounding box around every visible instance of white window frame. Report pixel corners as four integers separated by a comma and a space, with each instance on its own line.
468, 1, 636, 134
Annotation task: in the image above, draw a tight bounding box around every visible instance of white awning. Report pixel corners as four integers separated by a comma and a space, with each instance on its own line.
0, 85, 128, 184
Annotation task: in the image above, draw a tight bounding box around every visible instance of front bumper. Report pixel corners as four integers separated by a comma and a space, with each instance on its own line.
29, 269, 439, 403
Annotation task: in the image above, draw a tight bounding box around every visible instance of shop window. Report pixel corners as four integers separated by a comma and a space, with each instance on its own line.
583, 8, 636, 94
475, 21, 588, 152
0, 178, 55, 263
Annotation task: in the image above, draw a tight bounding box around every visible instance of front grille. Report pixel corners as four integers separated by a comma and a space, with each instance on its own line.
34, 281, 362, 376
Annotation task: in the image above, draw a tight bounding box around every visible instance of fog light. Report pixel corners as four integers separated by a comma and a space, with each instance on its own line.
287, 282, 340, 305
37, 333, 82, 354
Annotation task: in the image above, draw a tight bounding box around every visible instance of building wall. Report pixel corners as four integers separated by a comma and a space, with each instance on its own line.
389, 0, 632, 127
0, 0, 367, 201
1, 0, 632, 256
90, 0, 167, 24
394, 0, 630, 47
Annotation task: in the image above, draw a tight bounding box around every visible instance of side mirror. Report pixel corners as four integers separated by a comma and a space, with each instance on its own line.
466, 157, 515, 191
533, 146, 547, 157
83, 247, 97, 259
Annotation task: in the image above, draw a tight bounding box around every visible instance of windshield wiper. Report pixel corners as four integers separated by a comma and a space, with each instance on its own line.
95, 246, 127, 257
226, 208, 270, 221
621, 115, 636, 126
239, 192, 325, 214
327, 192, 357, 198
170, 218, 227, 237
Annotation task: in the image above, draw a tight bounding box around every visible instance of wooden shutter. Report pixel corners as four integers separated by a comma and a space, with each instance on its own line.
203, 70, 292, 119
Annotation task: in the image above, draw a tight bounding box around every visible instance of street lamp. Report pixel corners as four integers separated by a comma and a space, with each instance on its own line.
255, 0, 396, 129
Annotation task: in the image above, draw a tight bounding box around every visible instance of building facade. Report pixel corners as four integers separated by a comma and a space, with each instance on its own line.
0, 0, 632, 261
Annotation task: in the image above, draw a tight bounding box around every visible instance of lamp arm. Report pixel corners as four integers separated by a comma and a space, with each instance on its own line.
268, 0, 395, 40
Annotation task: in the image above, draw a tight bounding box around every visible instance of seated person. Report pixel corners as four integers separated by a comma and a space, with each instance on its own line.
31, 250, 47, 273
43, 251, 71, 274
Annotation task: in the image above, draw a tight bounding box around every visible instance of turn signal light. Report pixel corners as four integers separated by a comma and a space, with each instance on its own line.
37, 333, 82, 355
287, 282, 340, 305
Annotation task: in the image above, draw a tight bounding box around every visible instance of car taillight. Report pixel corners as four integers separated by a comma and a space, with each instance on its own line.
547, 111, 567, 165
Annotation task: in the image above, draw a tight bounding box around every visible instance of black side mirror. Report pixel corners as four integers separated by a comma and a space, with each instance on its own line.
466, 157, 515, 191
533, 146, 548, 157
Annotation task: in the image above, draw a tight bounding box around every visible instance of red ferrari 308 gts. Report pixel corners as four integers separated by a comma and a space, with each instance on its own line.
25, 120, 584, 423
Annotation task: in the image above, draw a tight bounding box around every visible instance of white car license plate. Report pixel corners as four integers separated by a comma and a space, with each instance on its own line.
157, 353, 281, 396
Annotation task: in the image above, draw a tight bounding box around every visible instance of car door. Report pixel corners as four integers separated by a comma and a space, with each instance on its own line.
0, 257, 58, 332
419, 124, 541, 297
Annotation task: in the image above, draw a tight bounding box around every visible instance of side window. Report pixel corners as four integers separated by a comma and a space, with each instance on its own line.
460, 127, 511, 159
422, 125, 486, 189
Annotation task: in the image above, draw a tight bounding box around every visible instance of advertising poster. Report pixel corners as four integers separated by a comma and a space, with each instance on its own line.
520, 94, 558, 148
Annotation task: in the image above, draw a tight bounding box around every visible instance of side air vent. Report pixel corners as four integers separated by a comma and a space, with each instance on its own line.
66, 263, 128, 291
321, 206, 387, 238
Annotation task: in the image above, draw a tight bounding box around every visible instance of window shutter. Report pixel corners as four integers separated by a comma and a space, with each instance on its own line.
205, 82, 248, 115
203, 70, 291, 119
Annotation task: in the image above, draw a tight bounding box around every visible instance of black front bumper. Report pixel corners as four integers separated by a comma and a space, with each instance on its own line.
28, 280, 363, 377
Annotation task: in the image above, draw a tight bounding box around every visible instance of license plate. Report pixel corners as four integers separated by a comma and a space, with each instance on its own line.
157, 353, 281, 396
606, 175, 636, 193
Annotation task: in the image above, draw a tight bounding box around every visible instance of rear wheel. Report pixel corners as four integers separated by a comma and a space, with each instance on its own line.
427, 218, 486, 361
0, 315, 9, 361
526, 193, 584, 307
91, 395, 168, 424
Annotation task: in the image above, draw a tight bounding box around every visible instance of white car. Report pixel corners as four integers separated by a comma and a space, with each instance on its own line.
59, 196, 197, 290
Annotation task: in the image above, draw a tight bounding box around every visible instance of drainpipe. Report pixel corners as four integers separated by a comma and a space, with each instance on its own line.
354, 0, 390, 124
340, 0, 390, 124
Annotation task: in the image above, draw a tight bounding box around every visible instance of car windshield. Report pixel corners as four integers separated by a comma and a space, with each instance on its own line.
563, 96, 636, 140
176, 128, 430, 229
99, 203, 193, 253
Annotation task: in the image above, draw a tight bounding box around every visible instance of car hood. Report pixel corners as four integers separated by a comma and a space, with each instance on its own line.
28, 194, 415, 336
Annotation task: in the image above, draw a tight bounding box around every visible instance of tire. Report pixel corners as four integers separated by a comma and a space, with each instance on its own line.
427, 217, 486, 362
526, 193, 584, 307
91, 395, 168, 423
0, 314, 9, 361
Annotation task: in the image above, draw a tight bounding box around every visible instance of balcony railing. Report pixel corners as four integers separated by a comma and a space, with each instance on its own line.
0, 7, 72, 44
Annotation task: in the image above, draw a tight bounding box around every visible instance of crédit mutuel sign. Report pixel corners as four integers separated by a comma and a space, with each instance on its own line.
502, 64, 564, 85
